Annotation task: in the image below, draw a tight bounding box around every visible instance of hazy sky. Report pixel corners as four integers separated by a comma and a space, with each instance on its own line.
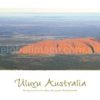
0, 0, 100, 12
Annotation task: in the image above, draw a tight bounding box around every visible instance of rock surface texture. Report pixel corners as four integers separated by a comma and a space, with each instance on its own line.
19, 38, 100, 55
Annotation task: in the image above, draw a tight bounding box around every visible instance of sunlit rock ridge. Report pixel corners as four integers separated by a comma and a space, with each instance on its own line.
19, 38, 100, 55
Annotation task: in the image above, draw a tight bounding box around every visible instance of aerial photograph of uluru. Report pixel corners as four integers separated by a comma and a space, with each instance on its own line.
0, 12, 100, 70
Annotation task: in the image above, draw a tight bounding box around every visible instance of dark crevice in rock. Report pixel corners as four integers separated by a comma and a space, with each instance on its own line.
56, 44, 59, 48
84, 43, 95, 53
88, 44, 95, 53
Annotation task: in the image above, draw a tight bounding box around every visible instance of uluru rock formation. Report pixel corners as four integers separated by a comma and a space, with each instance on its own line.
18, 38, 100, 55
